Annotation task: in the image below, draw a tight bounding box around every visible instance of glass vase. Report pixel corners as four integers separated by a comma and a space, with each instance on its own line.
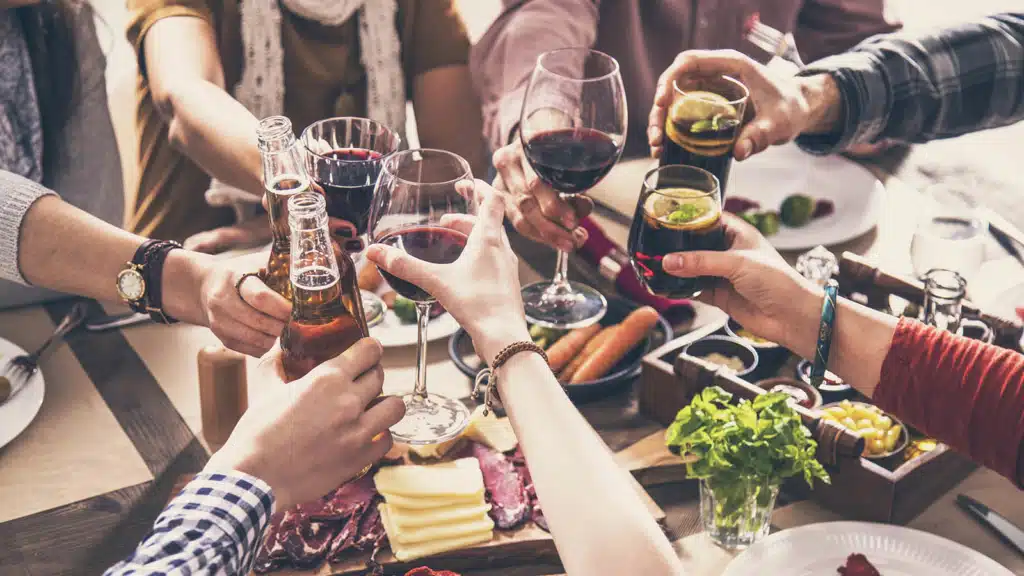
700, 477, 779, 550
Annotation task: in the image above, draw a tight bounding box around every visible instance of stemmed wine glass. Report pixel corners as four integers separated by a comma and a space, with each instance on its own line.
518, 48, 627, 329
369, 149, 476, 444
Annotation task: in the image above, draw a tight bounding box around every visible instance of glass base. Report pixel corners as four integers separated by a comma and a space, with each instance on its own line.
521, 280, 607, 329
390, 393, 472, 445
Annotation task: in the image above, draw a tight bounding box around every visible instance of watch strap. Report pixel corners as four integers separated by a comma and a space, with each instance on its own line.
144, 241, 182, 324
123, 239, 161, 313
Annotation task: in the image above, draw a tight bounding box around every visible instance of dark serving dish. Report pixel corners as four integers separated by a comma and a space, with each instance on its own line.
681, 335, 759, 379
448, 296, 673, 403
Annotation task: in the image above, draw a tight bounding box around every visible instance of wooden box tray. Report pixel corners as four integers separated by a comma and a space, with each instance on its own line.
634, 253, 1020, 524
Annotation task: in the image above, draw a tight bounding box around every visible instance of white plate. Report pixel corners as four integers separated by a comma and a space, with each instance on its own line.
370, 310, 461, 348
724, 521, 1012, 576
0, 337, 45, 450
728, 144, 885, 251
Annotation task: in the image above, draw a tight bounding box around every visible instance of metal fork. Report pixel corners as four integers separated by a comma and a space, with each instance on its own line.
0, 302, 88, 404
744, 13, 806, 69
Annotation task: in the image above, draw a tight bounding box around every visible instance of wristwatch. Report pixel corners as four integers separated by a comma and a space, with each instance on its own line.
115, 240, 182, 324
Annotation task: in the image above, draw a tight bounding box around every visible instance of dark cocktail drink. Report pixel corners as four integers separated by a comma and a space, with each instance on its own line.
659, 76, 748, 196
628, 166, 725, 299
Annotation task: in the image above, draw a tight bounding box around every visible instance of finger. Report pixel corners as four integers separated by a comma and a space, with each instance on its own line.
439, 213, 477, 237
364, 244, 440, 293
532, 183, 577, 230
212, 318, 277, 355
220, 335, 272, 358
517, 196, 576, 251
661, 249, 745, 281
238, 275, 292, 322
311, 337, 384, 387
222, 288, 284, 339
359, 395, 406, 436
720, 212, 764, 249
492, 145, 529, 196
256, 341, 287, 381
566, 196, 594, 222
362, 429, 397, 467
347, 363, 387, 409
328, 218, 358, 240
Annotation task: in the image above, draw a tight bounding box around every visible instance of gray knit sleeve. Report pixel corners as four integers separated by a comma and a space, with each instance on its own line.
0, 170, 56, 285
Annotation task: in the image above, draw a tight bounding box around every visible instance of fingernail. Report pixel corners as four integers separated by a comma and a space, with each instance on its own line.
736, 139, 752, 160
336, 228, 354, 239
573, 228, 588, 247
663, 253, 684, 271
345, 239, 364, 252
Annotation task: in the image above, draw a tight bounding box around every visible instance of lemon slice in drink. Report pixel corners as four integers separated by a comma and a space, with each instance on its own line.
669, 91, 737, 123
644, 188, 719, 230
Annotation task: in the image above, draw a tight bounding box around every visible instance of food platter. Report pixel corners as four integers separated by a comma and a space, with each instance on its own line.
727, 143, 885, 251
723, 521, 1014, 576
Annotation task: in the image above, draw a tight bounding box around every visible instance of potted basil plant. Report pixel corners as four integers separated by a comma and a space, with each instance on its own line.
666, 387, 830, 549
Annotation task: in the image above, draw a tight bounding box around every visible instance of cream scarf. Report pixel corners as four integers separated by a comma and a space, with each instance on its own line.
207, 0, 405, 212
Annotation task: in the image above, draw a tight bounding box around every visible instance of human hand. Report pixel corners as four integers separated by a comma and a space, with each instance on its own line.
661, 213, 820, 347
184, 217, 274, 254
195, 252, 291, 356
205, 338, 404, 509
492, 137, 590, 252
365, 181, 531, 363
648, 50, 840, 160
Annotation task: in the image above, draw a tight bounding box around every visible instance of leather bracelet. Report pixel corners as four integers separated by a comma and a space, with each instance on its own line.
144, 241, 183, 324
472, 341, 549, 415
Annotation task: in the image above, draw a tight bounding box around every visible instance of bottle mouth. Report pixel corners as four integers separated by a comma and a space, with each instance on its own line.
287, 191, 327, 225
257, 116, 295, 151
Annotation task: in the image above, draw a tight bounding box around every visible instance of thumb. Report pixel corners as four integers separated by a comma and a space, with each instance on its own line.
257, 340, 287, 382
662, 250, 743, 281
364, 244, 440, 293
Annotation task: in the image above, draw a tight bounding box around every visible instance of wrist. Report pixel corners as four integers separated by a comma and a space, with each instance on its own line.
163, 250, 212, 326
470, 320, 532, 365
798, 73, 842, 135
781, 283, 828, 361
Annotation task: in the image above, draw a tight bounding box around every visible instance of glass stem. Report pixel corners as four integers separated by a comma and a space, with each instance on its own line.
413, 301, 432, 399
551, 249, 571, 289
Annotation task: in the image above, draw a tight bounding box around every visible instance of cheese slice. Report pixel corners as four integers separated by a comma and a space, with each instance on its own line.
388, 502, 492, 530
381, 503, 494, 545
380, 491, 485, 510
407, 435, 464, 459
464, 406, 518, 453
374, 458, 483, 498
381, 505, 493, 561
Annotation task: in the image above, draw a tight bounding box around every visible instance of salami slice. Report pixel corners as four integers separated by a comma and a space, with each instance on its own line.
469, 442, 530, 529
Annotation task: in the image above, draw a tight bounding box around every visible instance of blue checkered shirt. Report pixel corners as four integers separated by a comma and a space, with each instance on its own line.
796, 12, 1024, 154
104, 472, 274, 576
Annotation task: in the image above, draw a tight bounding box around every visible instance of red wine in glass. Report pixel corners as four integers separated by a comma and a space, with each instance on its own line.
309, 147, 383, 237
523, 128, 621, 193
377, 226, 468, 302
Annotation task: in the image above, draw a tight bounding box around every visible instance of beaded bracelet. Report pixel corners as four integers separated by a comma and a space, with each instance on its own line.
810, 279, 839, 388
472, 341, 549, 415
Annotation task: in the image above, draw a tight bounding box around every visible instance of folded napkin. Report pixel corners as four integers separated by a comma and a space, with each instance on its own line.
577, 217, 693, 323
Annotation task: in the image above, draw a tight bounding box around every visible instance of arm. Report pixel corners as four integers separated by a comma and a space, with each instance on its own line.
413, 66, 488, 177
469, 0, 600, 151
367, 185, 682, 575
1, 170, 287, 356
793, 0, 900, 63
104, 473, 274, 576
795, 12, 1024, 153
141, 15, 262, 197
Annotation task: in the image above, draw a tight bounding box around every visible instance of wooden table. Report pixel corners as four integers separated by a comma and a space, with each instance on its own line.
1, 156, 1021, 576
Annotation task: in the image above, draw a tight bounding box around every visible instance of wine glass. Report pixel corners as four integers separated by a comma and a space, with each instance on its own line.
518, 48, 627, 329
368, 149, 476, 444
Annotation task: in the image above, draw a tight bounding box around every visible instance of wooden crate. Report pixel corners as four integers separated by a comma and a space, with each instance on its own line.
635, 253, 1017, 524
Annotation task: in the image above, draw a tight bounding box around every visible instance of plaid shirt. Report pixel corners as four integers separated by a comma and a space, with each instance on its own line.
796, 12, 1024, 154
104, 473, 274, 576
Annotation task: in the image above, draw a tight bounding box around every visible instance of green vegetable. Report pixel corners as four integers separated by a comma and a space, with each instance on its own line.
780, 194, 815, 228
392, 296, 417, 324
757, 211, 781, 236
901, 302, 921, 319
529, 324, 564, 346
739, 211, 760, 229
690, 119, 715, 134
667, 203, 709, 224
666, 387, 829, 532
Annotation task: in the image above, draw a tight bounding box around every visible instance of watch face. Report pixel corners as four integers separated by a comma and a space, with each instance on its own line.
117, 269, 146, 301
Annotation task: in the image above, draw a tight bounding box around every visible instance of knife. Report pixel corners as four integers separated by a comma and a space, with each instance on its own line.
84, 312, 152, 332
956, 494, 1024, 556
982, 208, 1024, 266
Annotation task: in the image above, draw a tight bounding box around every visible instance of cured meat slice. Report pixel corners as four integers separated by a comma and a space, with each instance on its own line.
404, 568, 462, 576
254, 511, 291, 573
326, 495, 386, 562
837, 553, 882, 576
469, 442, 530, 529
510, 447, 547, 531
308, 474, 377, 521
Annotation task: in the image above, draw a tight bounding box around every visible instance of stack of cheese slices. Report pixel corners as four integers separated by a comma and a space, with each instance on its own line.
375, 458, 495, 561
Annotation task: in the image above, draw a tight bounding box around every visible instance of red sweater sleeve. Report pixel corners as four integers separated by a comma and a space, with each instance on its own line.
874, 318, 1024, 487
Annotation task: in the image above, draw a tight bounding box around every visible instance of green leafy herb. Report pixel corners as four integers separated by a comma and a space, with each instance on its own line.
392, 296, 418, 324
666, 387, 830, 531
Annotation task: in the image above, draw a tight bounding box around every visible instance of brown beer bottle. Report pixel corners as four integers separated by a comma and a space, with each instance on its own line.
281, 192, 369, 382
258, 116, 310, 299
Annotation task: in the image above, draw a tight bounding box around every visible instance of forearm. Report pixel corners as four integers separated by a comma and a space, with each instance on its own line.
104, 472, 274, 575
19, 195, 211, 326
498, 353, 680, 575
469, 0, 599, 150
795, 12, 1024, 154
781, 287, 897, 398
161, 80, 262, 196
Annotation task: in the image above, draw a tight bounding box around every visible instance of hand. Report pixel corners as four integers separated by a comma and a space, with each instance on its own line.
196, 253, 291, 356
365, 181, 531, 362
492, 138, 590, 252
661, 213, 820, 347
184, 217, 274, 254
648, 50, 839, 160
205, 338, 405, 509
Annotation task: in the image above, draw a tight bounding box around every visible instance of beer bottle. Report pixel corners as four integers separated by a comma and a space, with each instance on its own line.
258, 116, 310, 299
281, 192, 369, 382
